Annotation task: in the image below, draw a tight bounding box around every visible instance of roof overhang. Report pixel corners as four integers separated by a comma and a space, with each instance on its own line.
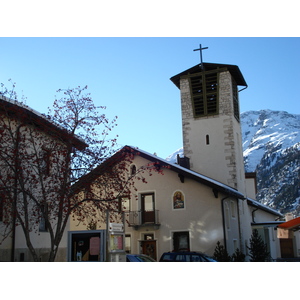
170, 62, 247, 89
0, 95, 87, 150
277, 216, 300, 230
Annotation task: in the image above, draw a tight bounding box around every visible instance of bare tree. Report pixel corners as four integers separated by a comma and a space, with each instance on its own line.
0, 82, 163, 261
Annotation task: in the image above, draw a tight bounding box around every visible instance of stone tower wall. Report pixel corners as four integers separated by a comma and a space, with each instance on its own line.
180, 71, 245, 192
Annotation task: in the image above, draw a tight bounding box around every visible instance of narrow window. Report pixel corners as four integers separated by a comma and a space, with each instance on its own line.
39, 203, 48, 232
233, 239, 238, 251
0, 196, 3, 222
118, 196, 130, 212
125, 235, 131, 253
40, 149, 50, 176
206, 134, 210, 145
230, 200, 236, 218
130, 164, 136, 176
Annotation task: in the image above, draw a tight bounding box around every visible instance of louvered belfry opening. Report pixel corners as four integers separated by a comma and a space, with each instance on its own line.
189, 70, 219, 117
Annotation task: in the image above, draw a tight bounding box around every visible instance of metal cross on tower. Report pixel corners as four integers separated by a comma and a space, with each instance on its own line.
193, 44, 208, 69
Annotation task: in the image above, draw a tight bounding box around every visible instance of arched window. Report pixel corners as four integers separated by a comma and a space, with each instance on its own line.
130, 164, 136, 176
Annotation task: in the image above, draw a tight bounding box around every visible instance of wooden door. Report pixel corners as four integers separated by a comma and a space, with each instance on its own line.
280, 238, 294, 258
141, 193, 155, 223
141, 240, 157, 260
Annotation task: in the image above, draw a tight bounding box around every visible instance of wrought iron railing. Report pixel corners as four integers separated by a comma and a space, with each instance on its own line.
126, 210, 160, 227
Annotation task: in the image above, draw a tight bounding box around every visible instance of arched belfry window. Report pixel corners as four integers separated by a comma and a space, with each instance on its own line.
188, 70, 219, 117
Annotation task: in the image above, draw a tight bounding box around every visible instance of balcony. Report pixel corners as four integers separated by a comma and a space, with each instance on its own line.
127, 210, 160, 230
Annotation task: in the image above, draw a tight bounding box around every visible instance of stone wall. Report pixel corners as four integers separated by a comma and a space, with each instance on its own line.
179, 71, 240, 189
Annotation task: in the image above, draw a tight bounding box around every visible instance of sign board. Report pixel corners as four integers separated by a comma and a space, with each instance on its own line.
277, 228, 293, 239
109, 223, 124, 233
89, 237, 100, 256
110, 234, 124, 251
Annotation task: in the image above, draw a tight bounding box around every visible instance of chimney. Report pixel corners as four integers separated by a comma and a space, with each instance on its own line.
177, 154, 190, 169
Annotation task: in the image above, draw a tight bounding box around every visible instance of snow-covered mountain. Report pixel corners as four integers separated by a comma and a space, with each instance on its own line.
165, 147, 183, 163
241, 110, 300, 172
241, 110, 300, 215
166, 110, 300, 215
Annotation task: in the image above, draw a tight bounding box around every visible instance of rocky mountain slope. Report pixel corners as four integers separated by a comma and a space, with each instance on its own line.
241, 110, 300, 215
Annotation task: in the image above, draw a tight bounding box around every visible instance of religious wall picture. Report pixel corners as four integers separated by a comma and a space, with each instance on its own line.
173, 191, 185, 209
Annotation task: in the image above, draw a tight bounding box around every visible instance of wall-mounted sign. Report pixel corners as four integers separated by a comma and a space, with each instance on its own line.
109, 223, 124, 232
277, 228, 293, 239
89, 237, 100, 256
110, 234, 124, 251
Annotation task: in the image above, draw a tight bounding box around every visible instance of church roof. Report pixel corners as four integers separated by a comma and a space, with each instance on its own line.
247, 198, 283, 217
72, 145, 245, 199
133, 146, 245, 199
170, 62, 247, 89
71, 145, 282, 217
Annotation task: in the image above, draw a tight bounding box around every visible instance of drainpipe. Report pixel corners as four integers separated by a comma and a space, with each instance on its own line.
238, 85, 248, 93
252, 208, 258, 223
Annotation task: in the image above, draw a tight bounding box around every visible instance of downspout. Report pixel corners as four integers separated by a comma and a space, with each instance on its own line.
238, 85, 248, 93
252, 208, 258, 223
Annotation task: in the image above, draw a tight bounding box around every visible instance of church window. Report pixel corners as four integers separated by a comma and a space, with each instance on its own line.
40, 148, 50, 176
130, 164, 136, 176
230, 200, 236, 218
189, 71, 219, 117
206, 134, 210, 145
39, 203, 48, 232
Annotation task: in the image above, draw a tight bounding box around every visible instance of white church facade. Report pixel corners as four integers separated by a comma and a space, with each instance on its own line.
69, 58, 289, 261
3, 49, 299, 262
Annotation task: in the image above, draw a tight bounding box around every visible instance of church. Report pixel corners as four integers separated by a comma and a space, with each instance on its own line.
69, 46, 288, 262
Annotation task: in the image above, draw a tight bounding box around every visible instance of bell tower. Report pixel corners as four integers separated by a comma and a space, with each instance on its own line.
170, 45, 248, 192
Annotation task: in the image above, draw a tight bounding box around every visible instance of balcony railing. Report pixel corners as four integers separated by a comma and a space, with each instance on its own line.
127, 210, 160, 229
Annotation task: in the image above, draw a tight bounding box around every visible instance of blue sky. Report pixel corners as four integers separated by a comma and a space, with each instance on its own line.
1, 37, 299, 159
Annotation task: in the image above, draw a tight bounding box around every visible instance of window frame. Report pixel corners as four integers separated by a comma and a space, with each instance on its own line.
187, 70, 220, 118
118, 196, 130, 212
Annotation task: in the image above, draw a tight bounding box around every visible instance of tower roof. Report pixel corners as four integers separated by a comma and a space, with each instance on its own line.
170, 63, 247, 89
